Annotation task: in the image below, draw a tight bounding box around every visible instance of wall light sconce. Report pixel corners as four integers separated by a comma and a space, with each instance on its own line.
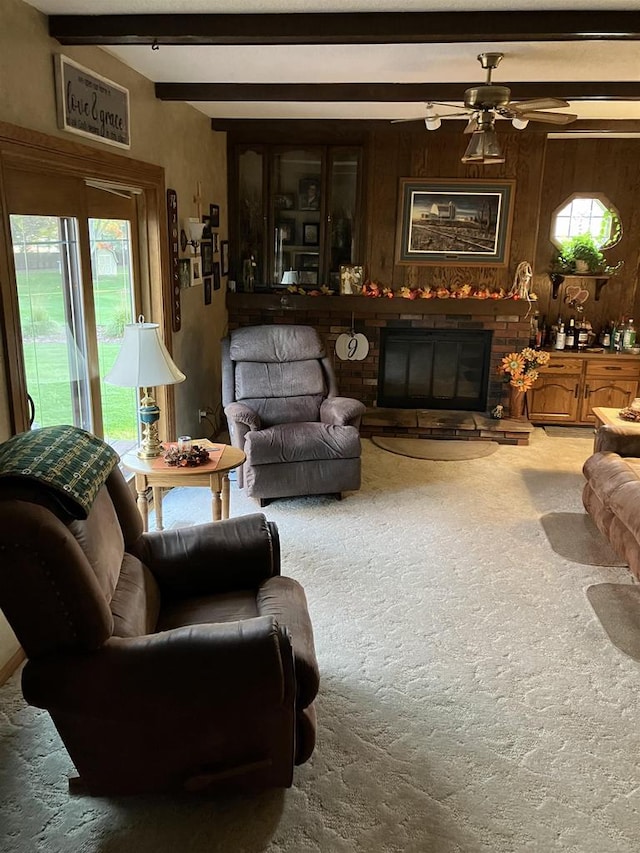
180, 218, 206, 253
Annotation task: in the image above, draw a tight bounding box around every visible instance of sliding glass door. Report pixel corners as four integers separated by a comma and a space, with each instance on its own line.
7, 179, 141, 454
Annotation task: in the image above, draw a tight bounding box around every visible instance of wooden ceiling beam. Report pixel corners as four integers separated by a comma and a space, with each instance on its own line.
157, 82, 640, 103
49, 11, 640, 46
213, 118, 640, 137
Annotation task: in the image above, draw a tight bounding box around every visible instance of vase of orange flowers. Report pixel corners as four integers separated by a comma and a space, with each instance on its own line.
499, 347, 551, 419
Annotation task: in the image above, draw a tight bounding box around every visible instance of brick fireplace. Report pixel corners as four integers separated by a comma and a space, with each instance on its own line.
227, 292, 533, 444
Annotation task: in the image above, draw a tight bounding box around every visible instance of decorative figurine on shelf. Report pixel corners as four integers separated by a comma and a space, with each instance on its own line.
491, 404, 504, 419
509, 260, 535, 301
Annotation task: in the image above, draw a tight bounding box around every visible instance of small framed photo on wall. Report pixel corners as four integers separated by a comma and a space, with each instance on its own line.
209, 204, 220, 228
221, 240, 230, 276
201, 241, 213, 276
213, 261, 221, 291
178, 257, 191, 289
203, 277, 212, 304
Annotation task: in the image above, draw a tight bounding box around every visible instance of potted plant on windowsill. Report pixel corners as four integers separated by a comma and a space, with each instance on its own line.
553, 233, 607, 275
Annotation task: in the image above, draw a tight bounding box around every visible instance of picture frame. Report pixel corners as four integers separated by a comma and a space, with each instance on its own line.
395, 178, 515, 267
339, 264, 364, 295
277, 218, 295, 245
203, 277, 212, 305
191, 260, 201, 284
178, 257, 191, 289
201, 216, 212, 240
303, 222, 319, 246
201, 241, 213, 276
274, 192, 295, 210
209, 204, 220, 228
221, 240, 230, 276
298, 176, 321, 211
296, 253, 319, 270
298, 269, 319, 286
213, 262, 221, 291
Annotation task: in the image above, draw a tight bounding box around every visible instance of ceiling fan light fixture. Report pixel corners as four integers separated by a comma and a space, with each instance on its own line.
461, 128, 505, 164
424, 104, 441, 131
511, 116, 530, 130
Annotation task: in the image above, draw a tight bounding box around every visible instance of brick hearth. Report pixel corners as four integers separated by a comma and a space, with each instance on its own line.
227, 292, 534, 444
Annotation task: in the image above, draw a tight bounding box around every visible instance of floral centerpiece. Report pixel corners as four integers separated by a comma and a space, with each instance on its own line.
499, 347, 550, 418
499, 347, 550, 391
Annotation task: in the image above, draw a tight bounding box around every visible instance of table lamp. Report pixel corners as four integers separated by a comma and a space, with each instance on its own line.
281, 270, 299, 286
105, 316, 186, 458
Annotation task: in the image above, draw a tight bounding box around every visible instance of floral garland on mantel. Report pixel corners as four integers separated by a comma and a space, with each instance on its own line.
282, 282, 536, 301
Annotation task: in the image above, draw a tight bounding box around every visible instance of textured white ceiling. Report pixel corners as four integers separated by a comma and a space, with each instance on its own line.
24, 0, 640, 121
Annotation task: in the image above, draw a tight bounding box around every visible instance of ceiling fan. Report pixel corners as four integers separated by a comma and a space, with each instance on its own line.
393, 53, 578, 162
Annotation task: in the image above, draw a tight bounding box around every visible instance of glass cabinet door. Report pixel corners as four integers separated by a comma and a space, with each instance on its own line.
237, 147, 266, 291
327, 148, 361, 290
271, 147, 323, 289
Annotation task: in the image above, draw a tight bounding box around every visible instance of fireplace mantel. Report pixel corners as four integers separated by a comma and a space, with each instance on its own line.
228, 292, 533, 319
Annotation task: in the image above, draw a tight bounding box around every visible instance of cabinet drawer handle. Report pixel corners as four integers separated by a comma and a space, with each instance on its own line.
584, 384, 590, 399
604, 366, 622, 371
574, 383, 579, 398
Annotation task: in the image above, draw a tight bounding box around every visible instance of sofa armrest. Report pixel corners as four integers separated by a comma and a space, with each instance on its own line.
22, 616, 294, 718
225, 402, 261, 431
320, 396, 366, 427
134, 513, 280, 596
594, 424, 640, 456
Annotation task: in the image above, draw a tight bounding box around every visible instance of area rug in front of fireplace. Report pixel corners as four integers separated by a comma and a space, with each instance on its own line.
586, 583, 640, 661
371, 436, 499, 460
540, 512, 627, 567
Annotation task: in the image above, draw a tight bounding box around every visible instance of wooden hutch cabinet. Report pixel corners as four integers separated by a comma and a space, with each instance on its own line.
231, 143, 363, 292
528, 352, 640, 425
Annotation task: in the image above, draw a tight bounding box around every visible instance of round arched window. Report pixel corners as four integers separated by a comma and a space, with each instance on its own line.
551, 193, 622, 250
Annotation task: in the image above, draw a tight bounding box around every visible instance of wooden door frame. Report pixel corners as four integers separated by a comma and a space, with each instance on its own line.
0, 120, 175, 441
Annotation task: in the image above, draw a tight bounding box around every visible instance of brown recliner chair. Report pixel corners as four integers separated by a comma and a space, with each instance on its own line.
0, 428, 319, 796
222, 324, 366, 505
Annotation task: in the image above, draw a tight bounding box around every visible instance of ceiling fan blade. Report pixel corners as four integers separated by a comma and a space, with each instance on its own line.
517, 110, 578, 125
391, 117, 430, 124
509, 98, 571, 113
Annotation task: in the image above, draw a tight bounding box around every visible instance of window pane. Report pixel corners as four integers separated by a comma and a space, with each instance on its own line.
89, 218, 139, 456
10, 214, 91, 431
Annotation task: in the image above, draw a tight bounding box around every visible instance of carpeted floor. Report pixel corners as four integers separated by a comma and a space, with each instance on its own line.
2, 427, 640, 853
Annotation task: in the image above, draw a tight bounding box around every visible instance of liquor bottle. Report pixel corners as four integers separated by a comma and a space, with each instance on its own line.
577, 319, 589, 351
613, 322, 623, 353
623, 318, 637, 351
565, 318, 576, 350
601, 323, 612, 349
555, 322, 566, 350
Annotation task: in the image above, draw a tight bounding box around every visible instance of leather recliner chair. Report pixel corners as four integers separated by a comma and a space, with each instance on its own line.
0, 433, 319, 796
222, 324, 366, 505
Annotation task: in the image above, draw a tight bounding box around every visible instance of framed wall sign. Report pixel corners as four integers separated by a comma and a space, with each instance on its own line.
54, 54, 130, 149
396, 178, 515, 267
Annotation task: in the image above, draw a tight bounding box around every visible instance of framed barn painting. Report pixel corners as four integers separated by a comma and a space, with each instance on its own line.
396, 178, 515, 267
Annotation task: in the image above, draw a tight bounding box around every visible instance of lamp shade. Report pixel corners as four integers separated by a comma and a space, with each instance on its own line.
281, 269, 299, 285
105, 319, 186, 388
461, 128, 505, 164
185, 218, 206, 243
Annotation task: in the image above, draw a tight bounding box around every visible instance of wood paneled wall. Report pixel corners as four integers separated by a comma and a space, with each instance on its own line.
533, 138, 640, 332
228, 122, 640, 336
365, 127, 546, 294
